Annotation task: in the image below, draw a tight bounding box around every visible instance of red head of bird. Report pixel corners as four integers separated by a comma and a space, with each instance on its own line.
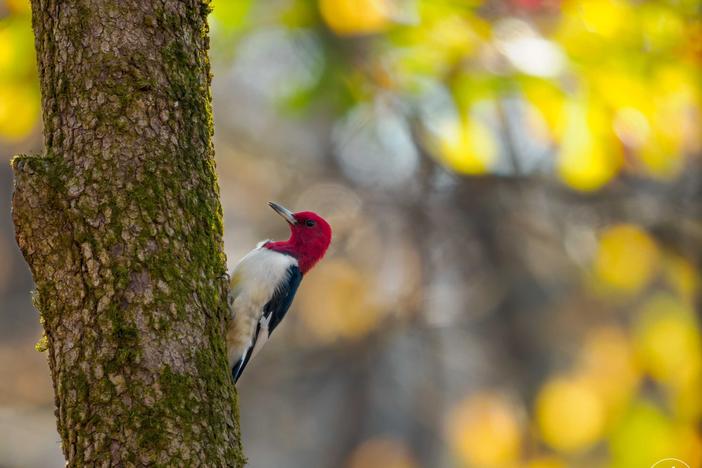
265, 202, 332, 274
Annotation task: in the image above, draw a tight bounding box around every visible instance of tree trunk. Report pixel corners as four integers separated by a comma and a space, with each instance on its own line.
11, 0, 245, 465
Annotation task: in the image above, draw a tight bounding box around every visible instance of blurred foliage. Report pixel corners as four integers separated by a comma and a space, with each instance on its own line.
2, 0, 701, 467
536, 375, 606, 452
347, 437, 418, 468
4, 0, 702, 185
297, 259, 384, 342
211, 1, 701, 465
446, 392, 523, 466
0, 0, 38, 143
594, 224, 660, 295
207, 0, 702, 192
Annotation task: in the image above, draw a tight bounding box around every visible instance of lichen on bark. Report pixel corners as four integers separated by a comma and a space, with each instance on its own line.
12, 0, 244, 465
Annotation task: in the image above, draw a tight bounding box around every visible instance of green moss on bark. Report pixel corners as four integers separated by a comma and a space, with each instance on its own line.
13, 0, 244, 465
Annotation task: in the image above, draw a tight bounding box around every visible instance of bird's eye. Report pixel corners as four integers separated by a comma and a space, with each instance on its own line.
305, 220, 316, 227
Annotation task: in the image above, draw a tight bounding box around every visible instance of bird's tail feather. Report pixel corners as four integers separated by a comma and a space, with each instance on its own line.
231, 348, 252, 383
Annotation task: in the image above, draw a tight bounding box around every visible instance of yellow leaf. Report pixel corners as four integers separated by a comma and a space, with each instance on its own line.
639, 131, 685, 179
535, 376, 605, 453
446, 392, 522, 466
0, 83, 39, 141
0, 27, 14, 75
210, 0, 252, 30
639, 4, 685, 52
0, 17, 37, 80
671, 375, 702, 422
609, 401, 680, 468
522, 80, 565, 138
557, 99, 621, 191
555, 0, 633, 58
319, 0, 390, 36
642, 65, 701, 176
435, 117, 497, 175
634, 294, 702, 389
594, 224, 659, 294
395, 14, 484, 78
578, 0, 632, 39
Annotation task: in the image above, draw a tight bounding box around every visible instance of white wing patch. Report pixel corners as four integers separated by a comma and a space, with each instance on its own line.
251, 314, 272, 359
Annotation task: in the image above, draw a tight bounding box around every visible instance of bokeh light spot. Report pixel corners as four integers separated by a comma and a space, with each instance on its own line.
297, 260, 382, 344
0, 84, 39, 141
577, 326, 640, 415
536, 376, 605, 453
435, 116, 497, 175
319, 0, 390, 36
634, 294, 702, 389
609, 400, 679, 468
594, 224, 659, 295
347, 437, 417, 468
446, 392, 522, 466
557, 100, 621, 191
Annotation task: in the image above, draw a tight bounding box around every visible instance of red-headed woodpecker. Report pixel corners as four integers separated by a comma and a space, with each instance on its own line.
227, 202, 332, 383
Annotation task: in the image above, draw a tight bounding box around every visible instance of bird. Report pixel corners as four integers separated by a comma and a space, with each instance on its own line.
226, 201, 332, 383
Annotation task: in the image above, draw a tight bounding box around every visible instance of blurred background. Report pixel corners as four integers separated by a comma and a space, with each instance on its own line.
1, 0, 701, 466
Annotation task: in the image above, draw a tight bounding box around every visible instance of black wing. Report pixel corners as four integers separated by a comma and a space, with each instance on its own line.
232, 265, 303, 383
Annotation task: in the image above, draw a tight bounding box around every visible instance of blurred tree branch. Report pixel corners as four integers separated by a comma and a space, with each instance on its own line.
11, 0, 244, 465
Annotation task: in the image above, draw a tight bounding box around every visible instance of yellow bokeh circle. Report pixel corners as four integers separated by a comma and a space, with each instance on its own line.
535, 376, 605, 453
594, 224, 659, 294
319, 0, 390, 36
446, 392, 522, 466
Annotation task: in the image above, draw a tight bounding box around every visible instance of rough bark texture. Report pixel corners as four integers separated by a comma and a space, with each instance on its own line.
12, 0, 245, 465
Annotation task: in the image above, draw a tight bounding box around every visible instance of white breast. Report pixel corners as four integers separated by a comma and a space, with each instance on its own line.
226, 245, 298, 366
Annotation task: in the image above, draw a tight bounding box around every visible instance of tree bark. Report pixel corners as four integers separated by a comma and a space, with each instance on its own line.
12, 0, 245, 465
